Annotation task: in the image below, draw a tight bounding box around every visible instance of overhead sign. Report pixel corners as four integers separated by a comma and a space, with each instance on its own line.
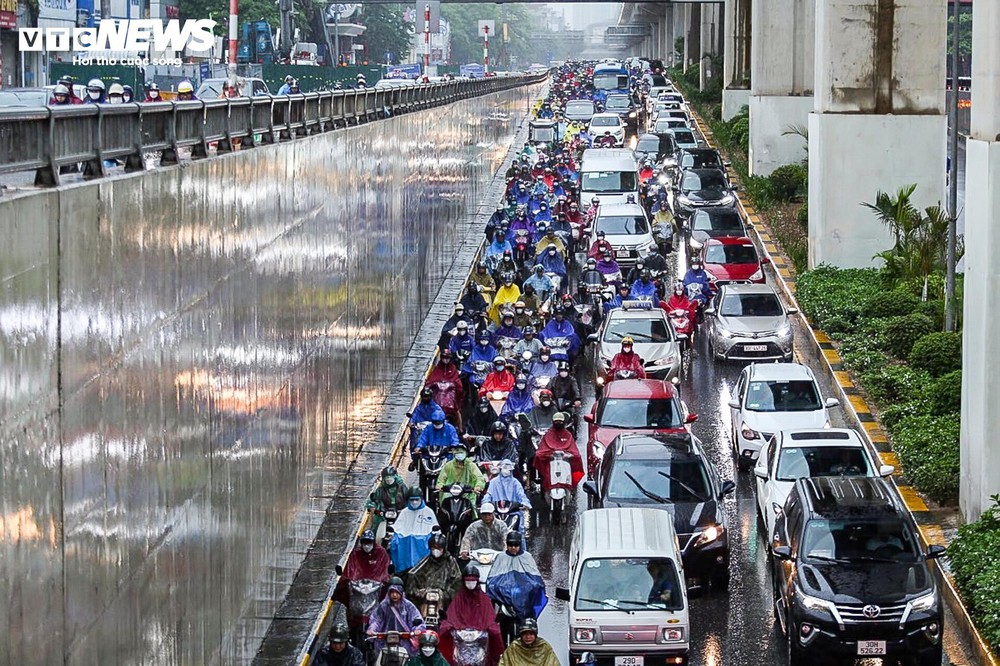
606, 25, 650, 37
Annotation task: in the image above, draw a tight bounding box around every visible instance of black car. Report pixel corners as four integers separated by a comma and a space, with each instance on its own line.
605, 93, 642, 133
634, 132, 677, 165
676, 148, 727, 178
674, 168, 737, 220
686, 207, 748, 254
583, 432, 735, 589
771, 477, 945, 666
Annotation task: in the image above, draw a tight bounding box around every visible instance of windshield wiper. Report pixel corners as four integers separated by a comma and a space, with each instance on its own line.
841, 555, 908, 564
576, 597, 636, 613
805, 554, 851, 564
624, 471, 672, 504
656, 471, 710, 502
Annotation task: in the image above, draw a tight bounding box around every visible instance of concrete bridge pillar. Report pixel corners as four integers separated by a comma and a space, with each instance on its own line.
723, 0, 752, 120
808, 0, 946, 268
684, 3, 701, 72
961, 0, 1000, 522
700, 3, 721, 90
749, 0, 814, 175
671, 4, 686, 67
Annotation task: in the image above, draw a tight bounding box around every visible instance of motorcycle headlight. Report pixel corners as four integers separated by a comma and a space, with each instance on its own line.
695, 524, 724, 547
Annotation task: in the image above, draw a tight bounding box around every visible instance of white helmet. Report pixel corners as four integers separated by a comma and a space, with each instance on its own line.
108, 83, 124, 96
87, 78, 105, 91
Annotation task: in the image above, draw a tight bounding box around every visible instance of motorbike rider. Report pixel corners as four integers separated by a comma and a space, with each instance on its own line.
470, 262, 496, 302
460, 502, 510, 558
439, 565, 505, 666
629, 269, 658, 301
427, 350, 464, 431
683, 259, 713, 315
314, 623, 365, 666
492, 310, 523, 350
442, 303, 473, 342
510, 301, 533, 329
639, 159, 655, 184
489, 275, 522, 324
500, 375, 534, 423
406, 533, 463, 616
465, 396, 496, 438
449, 320, 475, 364
532, 226, 565, 260
84, 78, 107, 103
579, 258, 604, 295
410, 388, 443, 453
603, 282, 633, 315
527, 389, 559, 436
519, 284, 541, 315
412, 408, 460, 471
540, 307, 581, 361
534, 412, 585, 492
596, 130, 617, 148
367, 466, 411, 531
522, 265, 554, 303
485, 234, 513, 271
367, 577, 424, 655
609, 337, 647, 379
479, 356, 516, 399
666, 280, 696, 318
487, 534, 547, 640
538, 243, 568, 288
483, 460, 532, 520
49, 84, 76, 106
478, 420, 520, 465
332, 530, 392, 628
512, 325, 542, 359
407, 631, 449, 666
498, 619, 560, 666
551, 360, 582, 408
533, 200, 554, 227
595, 250, 623, 285
625, 259, 647, 287
485, 205, 508, 243
643, 245, 670, 275
461, 283, 489, 315
435, 443, 486, 506
527, 347, 558, 393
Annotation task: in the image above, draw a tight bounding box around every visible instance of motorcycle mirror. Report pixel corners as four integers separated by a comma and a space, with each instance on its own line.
704, 307, 716, 316
555, 587, 571, 601
335, 565, 344, 576
586, 333, 599, 343
582, 480, 598, 496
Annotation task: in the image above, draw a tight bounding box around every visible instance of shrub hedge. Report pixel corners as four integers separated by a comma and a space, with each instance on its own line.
949, 497, 1000, 653
888, 413, 960, 504
882, 314, 936, 359
908, 332, 962, 377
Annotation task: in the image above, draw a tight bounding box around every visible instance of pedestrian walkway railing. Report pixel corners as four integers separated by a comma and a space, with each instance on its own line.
0, 74, 546, 187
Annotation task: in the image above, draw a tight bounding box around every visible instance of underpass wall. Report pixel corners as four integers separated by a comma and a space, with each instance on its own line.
0, 81, 543, 666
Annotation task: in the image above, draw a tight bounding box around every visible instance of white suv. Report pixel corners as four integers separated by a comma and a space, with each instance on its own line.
727, 363, 840, 471
752, 428, 894, 544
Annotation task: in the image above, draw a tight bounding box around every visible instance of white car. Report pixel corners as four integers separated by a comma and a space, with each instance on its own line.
727, 362, 840, 471
590, 202, 656, 268
589, 113, 626, 146
753, 428, 895, 543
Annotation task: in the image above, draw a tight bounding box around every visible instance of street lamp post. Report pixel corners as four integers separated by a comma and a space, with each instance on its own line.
333, 4, 342, 66
424, 4, 430, 71
944, 0, 961, 332
483, 24, 489, 74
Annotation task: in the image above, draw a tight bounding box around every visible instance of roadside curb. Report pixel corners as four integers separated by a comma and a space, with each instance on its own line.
689, 109, 996, 666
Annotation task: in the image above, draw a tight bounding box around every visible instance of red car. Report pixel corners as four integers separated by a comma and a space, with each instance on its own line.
583, 378, 697, 476
701, 236, 768, 292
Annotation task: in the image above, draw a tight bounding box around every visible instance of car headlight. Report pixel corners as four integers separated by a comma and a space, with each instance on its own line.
775, 323, 791, 337
799, 592, 837, 618
909, 591, 938, 613
663, 627, 685, 642
676, 194, 691, 206
648, 355, 676, 368
749, 267, 764, 281
740, 422, 759, 440
695, 524, 725, 547
592, 442, 606, 459
718, 193, 735, 205
720, 328, 735, 339
574, 627, 597, 643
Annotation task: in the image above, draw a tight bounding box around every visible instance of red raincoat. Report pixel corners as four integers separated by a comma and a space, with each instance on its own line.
666, 294, 698, 322
533, 427, 585, 490
426, 361, 464, 417
609, 351, 646, 379
479, 370, 515, 397
439, 587, 505, 666
332, 544, 392, 622
588, 239, 614, 260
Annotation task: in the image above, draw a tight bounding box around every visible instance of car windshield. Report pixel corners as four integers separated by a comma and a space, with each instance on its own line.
719, 293, 784, 317
575, 557, 683, 611
591, 116, 621, 127
567, 101, 594, 114
598, 398, 682, 429
745, 379, 821, 412
636, 137, 661, 153
606, 97, 631, 110
582, 171, 638, 193
682, 171, 727, 191
655, 120, 686, 132
671, 130, 696, 145
594, 74, 629, 90
705, 243, 758, 264
603, 316, 673, 343
692, 211, 743, 233
608, 458, 710, 503
775, 446, 872, 481
531, 127, 556, 141
683, 153, 722, 169
596, 215, 649, 235
801, 518, 920, 563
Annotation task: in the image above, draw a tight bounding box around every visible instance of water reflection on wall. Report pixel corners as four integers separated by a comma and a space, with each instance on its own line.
0, 85, 538, 665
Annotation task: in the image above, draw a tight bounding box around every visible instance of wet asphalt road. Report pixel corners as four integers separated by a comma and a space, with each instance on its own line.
525, 244, 973, 665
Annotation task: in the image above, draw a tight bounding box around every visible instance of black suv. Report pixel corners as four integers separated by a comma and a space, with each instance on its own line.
771, 477, 945, 666
582, 432, 735, 589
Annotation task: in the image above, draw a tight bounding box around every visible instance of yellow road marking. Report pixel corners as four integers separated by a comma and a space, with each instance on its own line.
822, 348, 842, 365
898, 485, 929, 512
919, 524, 947, 547
848, 394, 872, 414
879, 451, 900, 469
862, 421, 888, 443
833, 370, 853, 387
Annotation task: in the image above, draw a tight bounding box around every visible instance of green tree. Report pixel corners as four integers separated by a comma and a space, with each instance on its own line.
360, 4, 412, 65
180, 0, 280, 36
947, 8, 972, 58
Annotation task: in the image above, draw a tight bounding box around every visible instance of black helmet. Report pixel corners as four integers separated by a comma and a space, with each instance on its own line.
420, 387, 434, 400
478, 396, 491, 409
523, 325, 536, 336
329, 623, 350, 643
557, 360, 571, 372
519, 618, 539, 635
383, 465, 397, 478
492, 420, 507, 434
407, 486, 423, 500
360, 529, 376, 543
429, 533, 447, 549
419, 631, 440, 647
462, 564, 480, 580
506, 531, 523, 546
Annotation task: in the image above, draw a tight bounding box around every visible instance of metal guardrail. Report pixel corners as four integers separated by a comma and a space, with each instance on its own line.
0, 75, 546, 187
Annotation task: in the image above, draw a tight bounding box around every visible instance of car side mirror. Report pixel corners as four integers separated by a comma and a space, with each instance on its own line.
721, 480, 736, 495
878, 464, 896, 477
727, 398, 740, 410
584, 413, 595, 423
761, 256, 771, 265
704, 307, 716, 316
926, 545, 946, 560
685, 413, 698, 424
786, 308, 799, 315
753, 467, 768, 480
582, 480, 598, 496
825, 397, 840, 408
335, 565, 344, 576
555, 587, 571, 601
587, 333, 599, 343
773, 545, 793, 561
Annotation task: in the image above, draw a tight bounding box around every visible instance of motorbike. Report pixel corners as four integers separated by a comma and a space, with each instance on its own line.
451, 629, 489, 666
347, 578, 384, 647
367, 631, 415, 666
428, 380, 460, 421
493, 499, 524, 533
668, 308, 695, 348
470, 361, 492, 392
419, 444, 449, 507
372, 507, 401, 547
436, 484, 476, 556
545, 450, 572, 524
652, 219, 674, 253
685, 283, 710, 324
486, 390, 510, 417
495, 336, 518, 360
419, 588, 444, 630
495, 601, 521, 646
602, 269, 623, 286
544, 271, 563, 296
512, 230, 534, 268
543, 336, 571, 363
468, 548, 502, 585
409, 420, 431, 458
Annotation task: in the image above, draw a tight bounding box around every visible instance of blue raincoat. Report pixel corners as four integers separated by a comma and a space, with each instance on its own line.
500, 386, 534, 421
486, 552, 548, 621
463, 343, 497, 386
540, 319, 581, 360
629, 279, 658, 301
389, 501, 438, 573
539, 250, 568, 284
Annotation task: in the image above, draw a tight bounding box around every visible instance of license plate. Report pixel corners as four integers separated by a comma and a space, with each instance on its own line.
857, 640, 886, 656
616, 250, 631, 258
743, 344, 767, 352
615, 657, 644, 666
